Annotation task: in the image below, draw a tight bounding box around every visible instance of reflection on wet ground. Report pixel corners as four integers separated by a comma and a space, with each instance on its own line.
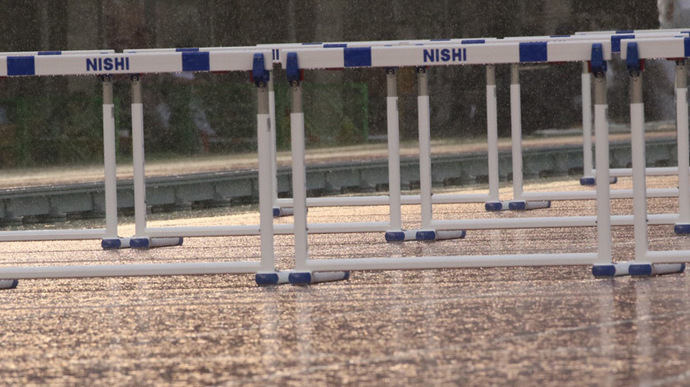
1, 176, 690, 385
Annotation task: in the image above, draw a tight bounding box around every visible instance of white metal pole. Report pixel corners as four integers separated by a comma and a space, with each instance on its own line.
257, 76, 275, 272
131, 75, 147, 237
675, 61, 690, 224
290, 80, 309, 271
417, 67, 433, 229
101, 75, 118, 238
510, 64, 524, 201
269, 73, 279, 209
386, 68, 402, 230
486, 65, 500, 202
593, 69, 612, 264
629, 69, 648, 260
582, 62, 594, 179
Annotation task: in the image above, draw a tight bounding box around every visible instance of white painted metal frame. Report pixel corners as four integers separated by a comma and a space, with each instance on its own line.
282, 41, 618, 282
0, 50, 294, 284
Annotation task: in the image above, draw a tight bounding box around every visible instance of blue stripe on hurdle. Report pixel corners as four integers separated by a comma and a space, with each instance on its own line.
611, 34, 634, 53
38, 51, 61, 55
176, 47, 200, 52
182, 51, 210, 72
685, 37, 690, 58
324, 43, 347, 48
519, 42, 547, 63
461, 39, 485, 44
7, 56, 36, 76
344, 46, 372, 67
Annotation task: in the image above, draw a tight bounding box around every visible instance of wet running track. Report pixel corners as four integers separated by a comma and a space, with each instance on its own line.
1, 177, 689, 386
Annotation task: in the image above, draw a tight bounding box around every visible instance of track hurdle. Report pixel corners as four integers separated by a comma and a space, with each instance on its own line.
281, 41, 619, 283
0, 50, 316, 286
596, 38, 690, 276
0, 50, 127, 246
575, 29, 690, 185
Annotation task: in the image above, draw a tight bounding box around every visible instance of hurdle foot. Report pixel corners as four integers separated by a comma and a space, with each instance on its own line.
629, 263, 686, 276
580, 176, 618, 186
592, 262, 632, 277
485, 201, 511, 211
508, 200, 551, 211
288, 271, 350, 285
273, 207, 294, 217
101, 237, 132, 250
385, 230, 418, 242
255, 271, 291, 285
416, 229, 466, 241
674, 224, 690, 235
0, 280, 18, 289
129, 237, 184, 249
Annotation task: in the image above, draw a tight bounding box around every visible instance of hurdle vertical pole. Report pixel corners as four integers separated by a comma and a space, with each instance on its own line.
253, 52, 287, 284
589, 43, 621, 276
581, 62, 595, 184
628, 46, 649, 263
386, 68, 403, 232
674, 60, 690, 233
101, 75, 118, 240
417, 67, 433, 230
130, 75, 148, 242
509, 64, 524, 204
287, 56, 309, 273
485, 64, 507, 211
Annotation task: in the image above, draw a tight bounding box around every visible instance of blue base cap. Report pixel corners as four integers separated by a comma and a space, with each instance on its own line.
101, 238, 122, 250
343, 272, 350, 281
485, 202, 503, 211
129, 238, 150, 249
0, 279, 19, 289
680, 263, 687, 273
675, 224, 690, 235
273, 208, 281, 217
509, 201, 526, 211
580, 177, 596, 186
289, 272, 312, 285
255, 273, 279, 285
592, 265, 616, 277
385, 231, 406, 242
416, 230, 436, 241
629, 264, 653, 276
580, 177, 618, 186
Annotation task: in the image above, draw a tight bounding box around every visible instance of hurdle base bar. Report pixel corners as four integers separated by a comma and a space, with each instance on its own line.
101, 237, 132, 250
674, 224, 690, 235
416, 229, 466, 241
508, 200, 551, 211
273, 207, 294, 217
288, 271, 350, 285
579, 176, 618, 186
129, 237, 184, 249
485, 201, 511, 212
385, 229, 466, 242
593, 262, 686, 277
255, 271, 291, 285
385, 230, 418, 242
629, 263, 686, 276
592, 262, 632, 277
0, 280, 19, 290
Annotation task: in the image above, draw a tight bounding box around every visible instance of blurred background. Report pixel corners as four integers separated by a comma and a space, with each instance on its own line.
0, 0, 682, 168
